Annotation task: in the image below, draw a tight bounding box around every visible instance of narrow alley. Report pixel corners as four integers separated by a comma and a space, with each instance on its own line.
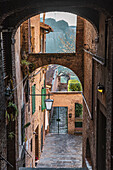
1, 1, 113, 169
37, 134, 82, 168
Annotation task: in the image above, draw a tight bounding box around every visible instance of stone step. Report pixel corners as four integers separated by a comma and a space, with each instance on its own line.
19, 168, 87, 170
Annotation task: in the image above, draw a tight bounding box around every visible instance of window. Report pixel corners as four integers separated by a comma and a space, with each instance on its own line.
31, 26, 35, 52
75, 103, 83, 118
32, 85, 35, 114
25, 80, 30, 103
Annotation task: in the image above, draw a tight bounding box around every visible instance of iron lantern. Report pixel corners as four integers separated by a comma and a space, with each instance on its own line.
45, 98, 54, 111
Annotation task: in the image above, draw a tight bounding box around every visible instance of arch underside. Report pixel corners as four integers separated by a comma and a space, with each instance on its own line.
1, 0, 113, 33
1, 0, 113, 34
2, 6, 99, 32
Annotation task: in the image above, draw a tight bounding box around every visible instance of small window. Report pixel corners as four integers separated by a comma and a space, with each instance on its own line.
25, 80, 30, 103
31, 26, 35, 52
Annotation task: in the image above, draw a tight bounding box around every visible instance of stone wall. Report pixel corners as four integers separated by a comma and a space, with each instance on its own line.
82, 13, 113, 170
25, 67, 46, 167
0, 32, 7, 170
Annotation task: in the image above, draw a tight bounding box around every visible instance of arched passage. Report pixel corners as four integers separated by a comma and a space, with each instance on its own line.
0, 2, 113, 169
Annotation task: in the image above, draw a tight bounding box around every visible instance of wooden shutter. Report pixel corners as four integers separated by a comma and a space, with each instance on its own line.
32, 85, 35, 114
21, 104, 25, 143
41, 88, 46, 111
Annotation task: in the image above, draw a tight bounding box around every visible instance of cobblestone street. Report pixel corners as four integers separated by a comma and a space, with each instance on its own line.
37, 134, 82, 168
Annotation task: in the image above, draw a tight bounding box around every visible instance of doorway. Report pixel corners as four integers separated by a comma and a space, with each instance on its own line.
49, 107, 68, 134
35, 126, 39, 160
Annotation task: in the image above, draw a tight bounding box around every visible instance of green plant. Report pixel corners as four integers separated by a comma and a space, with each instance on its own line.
21, 59, 31, 66
6, 102, 18, 121
68, 80, 82, 91
8, 132, 15, 140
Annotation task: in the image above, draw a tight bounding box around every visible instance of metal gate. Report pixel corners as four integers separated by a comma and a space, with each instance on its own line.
49, 107, 68, 134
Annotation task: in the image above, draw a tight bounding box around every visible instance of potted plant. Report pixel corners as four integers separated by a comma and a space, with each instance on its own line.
6, 101, 18, 121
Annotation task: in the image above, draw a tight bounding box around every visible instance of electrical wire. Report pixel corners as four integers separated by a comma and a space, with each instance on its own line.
12, 74, 28, 91
0, 67, 44, 110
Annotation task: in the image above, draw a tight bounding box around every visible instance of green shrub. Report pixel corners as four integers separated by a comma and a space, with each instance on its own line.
68, 80, 82, 91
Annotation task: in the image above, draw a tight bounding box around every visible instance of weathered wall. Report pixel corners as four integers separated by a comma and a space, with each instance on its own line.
21, 16, 47, 167
82, 12, 113, 170
13, 15, 47, 169
51, 69, 58, 91
25, 67, 46, 167
0, 32, 7, 170
50, 92, 83, 134
14, 27, 25, 168
82, 18, 97, 169
30, 15, 40, 53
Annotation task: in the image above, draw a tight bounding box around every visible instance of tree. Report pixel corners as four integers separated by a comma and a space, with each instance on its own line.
58, 30, 76, 53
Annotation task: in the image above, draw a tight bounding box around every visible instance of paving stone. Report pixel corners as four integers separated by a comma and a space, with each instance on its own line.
37, 134, 82, 168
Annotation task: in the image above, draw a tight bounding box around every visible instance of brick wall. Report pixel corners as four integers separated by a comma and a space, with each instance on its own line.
82, 13, 113, 170
82, 18, 97, 169
24, 67, 46, 167
20, 15, 47, 168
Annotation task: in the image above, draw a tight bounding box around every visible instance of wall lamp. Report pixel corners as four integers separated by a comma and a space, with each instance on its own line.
45, 94, 54, 111
97, 83, 104, 93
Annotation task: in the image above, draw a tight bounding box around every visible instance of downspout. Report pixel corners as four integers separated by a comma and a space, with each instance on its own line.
28, 19, 31, 54
91, 59, 94, 120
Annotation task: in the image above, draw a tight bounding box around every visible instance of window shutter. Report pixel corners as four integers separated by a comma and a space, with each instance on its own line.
21, 104, 25, 144
41, 88, 46, 111
32, 85, 35, 114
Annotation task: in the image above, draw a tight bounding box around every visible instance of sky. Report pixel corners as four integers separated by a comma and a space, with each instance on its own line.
40, 12, 77, 26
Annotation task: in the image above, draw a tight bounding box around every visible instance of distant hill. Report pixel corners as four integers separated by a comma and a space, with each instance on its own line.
40, 18, 76, 53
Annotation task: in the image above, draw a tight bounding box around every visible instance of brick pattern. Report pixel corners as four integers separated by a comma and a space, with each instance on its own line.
82, 13, 113, 170
28, 53, 84, 86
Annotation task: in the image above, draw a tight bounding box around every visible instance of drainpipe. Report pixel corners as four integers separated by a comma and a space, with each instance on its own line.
105, 19, 108, 67
28, 19, 31, 54
91, 59, 94, 120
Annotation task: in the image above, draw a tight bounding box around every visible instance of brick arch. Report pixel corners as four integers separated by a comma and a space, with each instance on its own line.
28, 53, 84, 87
9, 8, 99, 39
1, 0, 112, 35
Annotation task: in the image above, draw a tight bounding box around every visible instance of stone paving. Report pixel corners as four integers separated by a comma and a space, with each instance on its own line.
37, 134, 82, 168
